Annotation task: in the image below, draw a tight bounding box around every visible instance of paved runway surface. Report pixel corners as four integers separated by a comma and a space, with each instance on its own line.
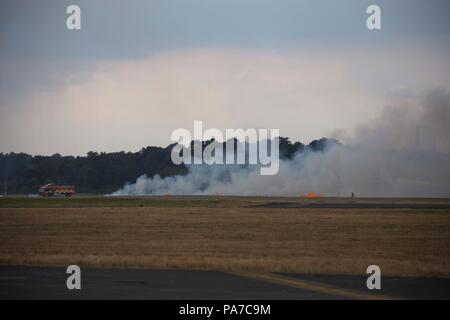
0, 266, 449, 300
254, 202, 450, 209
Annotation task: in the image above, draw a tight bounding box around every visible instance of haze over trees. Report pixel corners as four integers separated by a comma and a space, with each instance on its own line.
0, 137, 337, 195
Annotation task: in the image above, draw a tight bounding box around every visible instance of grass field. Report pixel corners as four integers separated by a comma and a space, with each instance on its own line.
1, 196, 450, 277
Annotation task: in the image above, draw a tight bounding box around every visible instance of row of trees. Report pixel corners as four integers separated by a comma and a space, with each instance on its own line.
0, 137, 337, 194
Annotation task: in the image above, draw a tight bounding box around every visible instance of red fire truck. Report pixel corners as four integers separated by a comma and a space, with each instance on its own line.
38, 184, 76, 197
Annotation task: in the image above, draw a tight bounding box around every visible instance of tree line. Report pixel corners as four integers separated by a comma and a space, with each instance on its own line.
0, 137, 337, 195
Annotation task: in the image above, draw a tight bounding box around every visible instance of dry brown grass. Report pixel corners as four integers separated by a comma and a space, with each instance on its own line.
1, 197, 450, 277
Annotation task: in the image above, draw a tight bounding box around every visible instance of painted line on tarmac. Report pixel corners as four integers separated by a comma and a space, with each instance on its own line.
228, 271, 397, 300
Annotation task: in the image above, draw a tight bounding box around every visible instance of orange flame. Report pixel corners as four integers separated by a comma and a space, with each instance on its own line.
300, 192, 320, 198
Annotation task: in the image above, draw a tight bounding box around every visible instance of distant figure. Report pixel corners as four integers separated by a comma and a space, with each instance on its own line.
351, 192, 355, 198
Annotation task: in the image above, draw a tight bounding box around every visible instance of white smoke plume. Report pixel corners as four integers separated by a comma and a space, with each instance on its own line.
113, 90, 450, 197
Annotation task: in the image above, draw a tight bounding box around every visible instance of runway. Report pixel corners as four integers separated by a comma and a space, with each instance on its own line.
0, 266, 449, 300
253, 202, 450, 209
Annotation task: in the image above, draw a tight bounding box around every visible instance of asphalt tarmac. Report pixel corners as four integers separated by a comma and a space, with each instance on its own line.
0, 266, 449, 300
253, 202, 450, 209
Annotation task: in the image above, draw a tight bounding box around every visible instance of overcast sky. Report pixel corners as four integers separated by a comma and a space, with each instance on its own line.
1, 0, 450, 155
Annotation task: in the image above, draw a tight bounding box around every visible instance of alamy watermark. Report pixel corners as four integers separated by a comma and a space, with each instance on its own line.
66, 265, 81, 290
366, 265, 381, 290
170, 121, 280, 175
65, 4, 381, 31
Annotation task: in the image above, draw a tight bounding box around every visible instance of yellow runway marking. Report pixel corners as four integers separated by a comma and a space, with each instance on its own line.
228, 271, 396, 300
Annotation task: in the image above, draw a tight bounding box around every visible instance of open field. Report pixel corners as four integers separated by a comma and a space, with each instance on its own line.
1, 196, 450, 277
2, 195, 450, 208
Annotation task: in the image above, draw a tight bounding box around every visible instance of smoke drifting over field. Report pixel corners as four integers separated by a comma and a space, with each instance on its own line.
113, 90, 450, 197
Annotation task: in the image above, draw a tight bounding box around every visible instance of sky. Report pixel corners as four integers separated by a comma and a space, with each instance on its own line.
1, 0, 450, 156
